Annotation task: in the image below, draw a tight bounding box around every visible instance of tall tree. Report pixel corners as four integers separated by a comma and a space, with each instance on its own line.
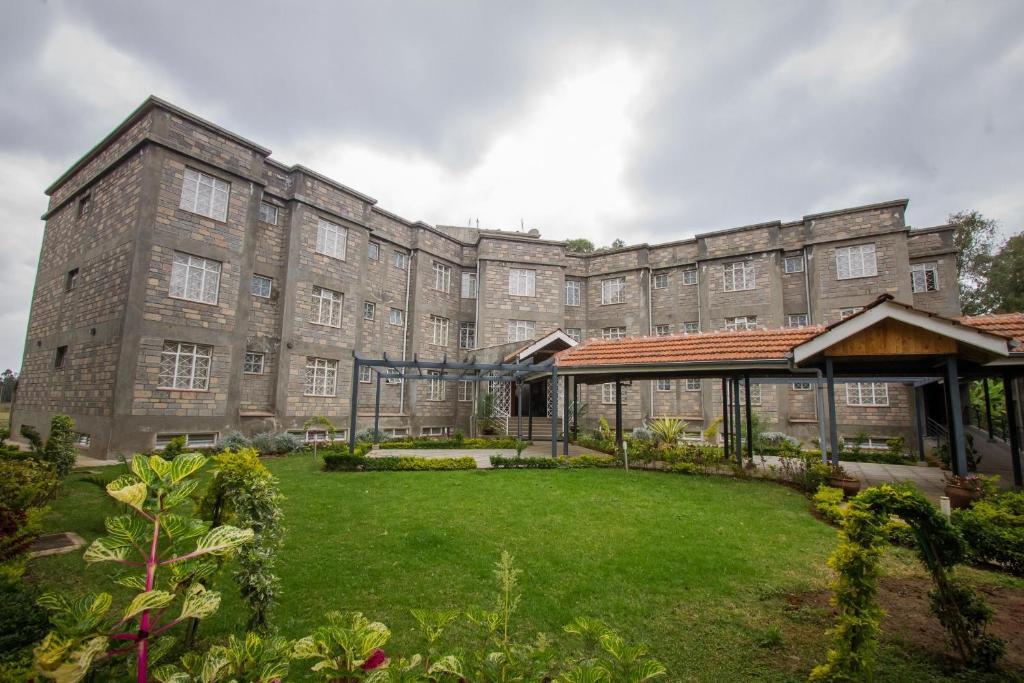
977, 233, 1024, 313
610, 238, 626, 249
949, 210, 997, 314
564, 238, 595, 254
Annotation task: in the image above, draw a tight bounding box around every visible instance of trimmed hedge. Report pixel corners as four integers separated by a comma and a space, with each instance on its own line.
490, 454, 618, 469
953, 491, 1024, 576
323, 454, 477, 472
381, 437, 524, 450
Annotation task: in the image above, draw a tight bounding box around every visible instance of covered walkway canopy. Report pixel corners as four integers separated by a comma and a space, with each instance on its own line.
549, 295, 1024, 486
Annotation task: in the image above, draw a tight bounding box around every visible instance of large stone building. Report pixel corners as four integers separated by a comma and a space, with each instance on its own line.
12, 97, 962, 458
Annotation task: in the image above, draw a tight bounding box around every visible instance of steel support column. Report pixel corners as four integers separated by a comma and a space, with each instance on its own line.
516, 381, 524, 440
373, 373, 382, 443
983, 379, 994, 440
527, 382, 534, 441
573, 379, 579, 440
744, 374, 753, 462
815, 377, 829, 464
1004, 373, 1022, 488
825, 358, 840, 467
914, 385, 927, 462
551, 367, 559, 457
945, 356, 968, 476
722, 377, 730, 460
615, 379, 623, 453
563, 375, 570, 455
732, 377, 742, 467
348, 357, 360, 450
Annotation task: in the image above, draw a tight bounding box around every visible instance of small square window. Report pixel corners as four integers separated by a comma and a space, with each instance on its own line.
74, 432, 92, 448
258, 201, 279, 225
685, 378, 702, 392
783, 256, 804, 273
54, 345, 68, 369
359, 365, 372, 383
77, 194, 91, 219
389, 308, 404, 326
792, 381, 812, 391
393, 251, 408, 269
243, 352, 265, 374
683, 321, 699, 334
682, 267, 698, 285
566, 328, 582, 342
65, 268, 79, 292
251, 274, 272, 298
656, 379, 672, 391
653, 272, 669, 289
368, 242, 380, 261
655, 324, 671, 336
364, 301, 376, 320
786, 313, 809, 327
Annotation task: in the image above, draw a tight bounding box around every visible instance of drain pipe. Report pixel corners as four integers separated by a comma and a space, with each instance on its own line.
399, 249, 414, 416
788, 360, 830, 463
646, 266, 654, 423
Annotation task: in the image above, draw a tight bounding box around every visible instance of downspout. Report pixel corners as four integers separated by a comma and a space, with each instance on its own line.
399, 249, 413, 416
473, 259, 481, 437
802, 246, 812, 323
788, 359, 829, 464
646, 266, 653, 422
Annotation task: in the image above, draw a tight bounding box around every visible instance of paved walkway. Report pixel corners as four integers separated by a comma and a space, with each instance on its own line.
372, 442, 604, 469
755, 455, 948, 501
968, 426, 1019, 486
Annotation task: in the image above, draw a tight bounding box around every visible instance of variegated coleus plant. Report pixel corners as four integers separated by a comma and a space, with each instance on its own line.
33, 453, 254, 683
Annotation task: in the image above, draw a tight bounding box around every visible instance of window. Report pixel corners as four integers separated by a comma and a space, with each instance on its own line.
836, 244, 877, 279
458, 380, 472, 402
367, 242, 380, 261
459, 321, 476, 349
159, 342, 213, 390
430, 315, 450, 346
842, 435, 892, 451
288, 429, 347, 443
363, 302, 376, 320
507, 319, 536, 343
422, 426, 449, 437
170, 252, 221, 305
304, 357, 338, 396
602, 327, 626, 340
54, 345, 67, 369
742, 384, 762, 405
725, 316, 757, 331
384, 368, 401, 385
461, 272, 477, 299
656, 379, 672, 392
683, 321, 699, 334
685, 378, 702, 392
682, 266, 698, 285
792, 381, 812, 390
180, 168, 229, 221
258, 201, 278, 225
243, 352, 264, 374
681, 431, 702, 442
426, 371, 445, 401
911, 262, 938, 293
786, 313, 809, 327
389, 308, 404, 326
359, 365, 372, 383
601, 383, 617, 404
723, 260, 755, 292
65, 268, 79, 292
508, 268, 536, 296
311, 286, 343, 327
783, 255, 804, 273
846, 382, 888, 406
432, 262, 451, 292
601, 277, 625, 304
393, 251, 408, 269
839, 307, 863, 319
566, 328, 582, 342
77, 194, 91, 219
655, 324, 671, 336
74, 432, 91, 448
565, 279, 582, 306
251, 274, 272, 298
653, 272, 669, 289
384, 428, 409, 438
316, 219, 347, 259
156, 433, 218, 449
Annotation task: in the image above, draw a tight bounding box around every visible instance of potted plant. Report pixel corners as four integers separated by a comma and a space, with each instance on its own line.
944, 473, 984, 509
827, 464, 861, 498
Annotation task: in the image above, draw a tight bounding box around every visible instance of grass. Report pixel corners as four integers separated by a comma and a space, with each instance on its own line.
23, 457, 1023, 681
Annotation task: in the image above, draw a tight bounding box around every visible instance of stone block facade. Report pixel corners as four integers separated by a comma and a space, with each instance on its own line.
11, 97, 962, 457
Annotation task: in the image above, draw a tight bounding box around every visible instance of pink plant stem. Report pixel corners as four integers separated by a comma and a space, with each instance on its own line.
138, 512, 161, 683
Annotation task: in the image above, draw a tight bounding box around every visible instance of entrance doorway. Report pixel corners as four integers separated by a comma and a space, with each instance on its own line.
510, 380, 549, 417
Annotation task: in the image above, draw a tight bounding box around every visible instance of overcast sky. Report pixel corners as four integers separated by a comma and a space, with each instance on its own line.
1, 0, 1022, 371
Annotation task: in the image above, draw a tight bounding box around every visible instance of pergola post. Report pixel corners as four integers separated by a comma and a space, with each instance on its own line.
573, 379, 579, 439
744, 375, 753, 462
1004, 373, 1022, 488
815, 377, 828, 464
516, 380, 524, 440
551, 367, 559, 457
914, 385, 927, 462
528, 382, 534, 441
615, 378, 623, 454
722, 377, 730, 459
732, 377, 742, 467
945, 356, 968, 476
373, 372, 382, 443
983, 378, 994, 440
562, 374, 570, 455
349, 357, 360, 450
825, 358, 840, 467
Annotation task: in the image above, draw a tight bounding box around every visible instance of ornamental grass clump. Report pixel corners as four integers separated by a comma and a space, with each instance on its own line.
32, 453, 253, 683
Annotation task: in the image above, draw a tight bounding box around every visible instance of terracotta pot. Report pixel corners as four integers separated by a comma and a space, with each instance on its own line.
829, 476, 861, 499
944, 484, 981, 509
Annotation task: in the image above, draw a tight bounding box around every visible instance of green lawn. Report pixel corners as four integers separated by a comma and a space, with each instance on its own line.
23, 458, 1021, 681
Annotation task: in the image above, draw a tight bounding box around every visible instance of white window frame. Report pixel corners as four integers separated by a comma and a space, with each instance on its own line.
601, 382, 617, 404
430, 315, 450, 346
682, 266, 698, 285
655, 379, 672, 392
846, 382, 889, 407
683, 321, 699, 334
722, 260, 755, 292
507, 319, 536, 343
311, 286, 343, 327
843, 435, 892, 451
566, 328, 582, 342
363, 301, 376, 320
792, 381, 813, 391
315, 219, 347, 260
170, 251, 221, 305
911, 262, 938, 293
393, 251, 408, 269
251, 274, 272, 298
461, 272, 478, 299
602, 327, 626, 340
565, 279, 582, 306
432, 262, 452, 292
384, 368, 401, 385
685, 378, 702, 392
836, 244, 877, 280
601, 277, 626, 305
359, 365, 372, 383
653, 272, 669, 290
421, 426, 449, 437
243, 351, 265, 375
156, 432, 218, 449
786, 313, 809, 327
159, 341, 213, 391
725, 316, 757, 331
459, 321, 476, 349
367, 242, 380, 261
180, 168, 229, 221
508, 268, 536, 297
304, 357, 338, 397
458, 380, 472, 402
783, 255, 804, 274
74, 432, 92, 448
655, 324, 671, 336
426, 370, 446, 401
389, 308, 404, 326
258, 201, 278, 225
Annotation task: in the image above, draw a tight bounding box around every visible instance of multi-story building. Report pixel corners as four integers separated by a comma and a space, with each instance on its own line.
11, 97, 961, 458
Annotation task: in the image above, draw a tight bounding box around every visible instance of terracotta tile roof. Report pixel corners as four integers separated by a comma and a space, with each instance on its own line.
959, 313, 1024, 350
555, 326, 824, 367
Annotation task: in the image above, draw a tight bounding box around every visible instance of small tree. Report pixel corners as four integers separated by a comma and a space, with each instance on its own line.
42, 414, 77, 478
564, 238, 595, 254
303, 416, 336, 458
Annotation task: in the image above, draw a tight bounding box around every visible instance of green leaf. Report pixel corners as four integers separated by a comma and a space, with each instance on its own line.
151, 664, 192, 683
170, 453, 207, 483
130, 455, 155, 484
200, 646, 229, 683
123, 590, 175, 621
33, 634, 108, 683
164, 479, 200, 509
192, 525, 254, 557
104, 515, 148, 548
148, 454, 172, 480
83, 537, 132, 564
291, 636, 322, 660
161, 513, 208, 543
428, 654, 464, 677
107, 477, 148, 511
114, 574, 147, 591
177, 583, 221, 621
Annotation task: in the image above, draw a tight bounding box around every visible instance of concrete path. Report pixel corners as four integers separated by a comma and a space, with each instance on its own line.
755, 455, 948, 501
968, 426, 1019, 487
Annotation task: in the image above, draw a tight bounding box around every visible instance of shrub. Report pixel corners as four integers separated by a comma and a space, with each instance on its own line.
576, 434, 617, 455
219, 431, 252, 451
0, 458, 58, 562
630, 425, 654, 443
163, 435, 188, 459
648, 418, 686, 447
953, 491, 1024, 576
355, 427, 386, 443
19, 424, 42, 452
0, 563, 49, 656
490, 455, 559, 469
560, 454, 618, 468
759, 432, 800, 450
813, 485, 845, 525
0, 426, 8, 447
322, 453, 367, 471
368, 456, 476, 471
250, 431, 302, 456
669, 461, 699, 475
383, 436, 522, 450
775, 453, 831, 494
